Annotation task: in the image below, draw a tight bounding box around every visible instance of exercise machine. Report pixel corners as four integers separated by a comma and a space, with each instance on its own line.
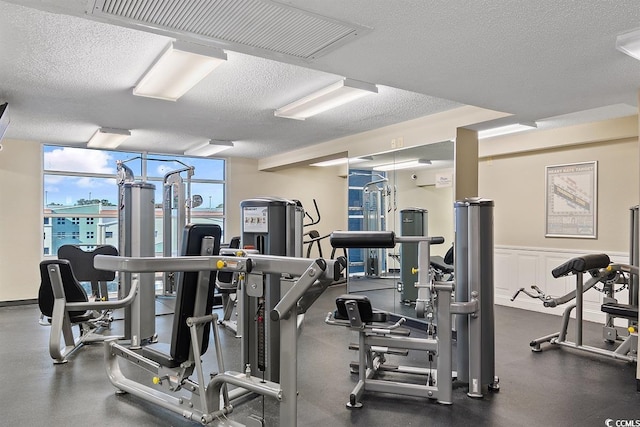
632, 205, 640, 390
37, 244, 138, 364
95, 224, 345, 426
514, 205, 639, 366
513, 253, 639, 362
117, 161, 157, 347
240, 197, 304, 383
326, 198, 498, 407
399, 207, 428, 303
362, 177, 391, 277
162, 162, 200, 294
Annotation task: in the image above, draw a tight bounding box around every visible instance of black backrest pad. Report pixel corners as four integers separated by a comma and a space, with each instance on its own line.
551, 253, 610, 278
335, 294, 375, 322
57, 245, 118, 282
170, 224, 221, 363
38, 259, 89, 318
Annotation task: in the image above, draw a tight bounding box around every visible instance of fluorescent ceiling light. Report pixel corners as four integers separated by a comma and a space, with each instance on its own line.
478, 123, 537, 139
374, 159, 432, 171
184, 140, 234, 157
86, 127, 130, 149
275, 78, 378, 120
133, 41, 227, 101
310, 157, 368, 167
616, 27, 640, 60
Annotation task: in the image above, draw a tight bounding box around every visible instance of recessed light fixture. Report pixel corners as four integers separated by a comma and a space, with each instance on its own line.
184, 140, 234, 157
616, 27, 640, 60
275, 78, 378, 120
478, 123, 537, 139
86, 127, 131, 149
133, 41, 227, 101
310, 157, 368, 167
374, 159, 432, 171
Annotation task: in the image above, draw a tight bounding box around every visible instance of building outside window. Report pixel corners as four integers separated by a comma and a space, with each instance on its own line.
42, 146, 226, 256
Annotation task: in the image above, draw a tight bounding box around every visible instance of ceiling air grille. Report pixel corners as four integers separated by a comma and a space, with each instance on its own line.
89, 0, 369, 60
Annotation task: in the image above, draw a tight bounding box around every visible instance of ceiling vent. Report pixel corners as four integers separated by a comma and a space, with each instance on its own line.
88, 0, 370, 61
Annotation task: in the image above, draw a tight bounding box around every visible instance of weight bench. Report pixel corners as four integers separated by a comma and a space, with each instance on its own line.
527, 253, 638, 363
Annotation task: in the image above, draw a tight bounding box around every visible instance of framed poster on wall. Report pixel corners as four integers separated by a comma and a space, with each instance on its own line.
545, 161, 597, 238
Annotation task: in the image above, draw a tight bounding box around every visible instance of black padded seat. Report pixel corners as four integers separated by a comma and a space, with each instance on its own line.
142, 224, 221, 368
443, 245, 454, 265
335, 294, 387, 323
601, 303, 639, 320
142, 343, 180, 368
38, 259, 93, 323
551, 254, 610, 278
430, 255, 454, 274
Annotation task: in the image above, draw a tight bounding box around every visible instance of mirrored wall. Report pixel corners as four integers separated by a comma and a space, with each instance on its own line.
346, 141, 455, 317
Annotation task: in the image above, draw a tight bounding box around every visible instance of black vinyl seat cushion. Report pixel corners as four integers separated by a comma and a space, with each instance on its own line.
551, 254, 610, 278
601, 303, 639, 320
335, 294, 388, 323
38, 259, 93, 323
142, 224, 221, 367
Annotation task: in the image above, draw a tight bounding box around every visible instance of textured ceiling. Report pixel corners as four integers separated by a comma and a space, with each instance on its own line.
0, 0, 638, 160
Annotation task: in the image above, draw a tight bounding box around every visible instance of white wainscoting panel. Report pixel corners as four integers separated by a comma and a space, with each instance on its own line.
495, 245, 629, 324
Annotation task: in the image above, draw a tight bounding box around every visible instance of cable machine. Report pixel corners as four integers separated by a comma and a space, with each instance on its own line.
162, 163, 201, 294
362, 175, 394, 277
115, 157, 203, 345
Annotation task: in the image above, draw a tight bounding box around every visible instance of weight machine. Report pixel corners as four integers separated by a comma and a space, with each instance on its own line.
513, 206, 639, 365
326, 198, 499, 407
95, 224, 345, 426
116, 157, 203, 346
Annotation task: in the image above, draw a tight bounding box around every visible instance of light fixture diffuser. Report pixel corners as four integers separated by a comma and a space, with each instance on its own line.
184, 140, 234, 157
310, 157, 368, 167
374, 159, 431, 171
86, 127, 130, 149
133, 41, 227, 101
275, 78, 378, 120
616, 28, 640, 60
478, 123, 537, 139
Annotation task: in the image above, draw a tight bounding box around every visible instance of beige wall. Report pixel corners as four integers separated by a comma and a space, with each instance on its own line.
0, 139, 42, 301
225, 157, 348, 256
479, 137, 639, 252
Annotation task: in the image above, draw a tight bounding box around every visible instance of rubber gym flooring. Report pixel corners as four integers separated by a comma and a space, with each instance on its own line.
0, 284, 637, 426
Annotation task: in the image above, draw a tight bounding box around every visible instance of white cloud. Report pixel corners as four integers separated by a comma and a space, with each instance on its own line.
44, 147, 115, 174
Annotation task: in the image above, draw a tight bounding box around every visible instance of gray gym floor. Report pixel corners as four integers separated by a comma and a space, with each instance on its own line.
1, 284, 638, 427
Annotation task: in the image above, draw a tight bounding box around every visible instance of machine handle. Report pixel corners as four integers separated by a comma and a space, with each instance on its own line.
271, 259, 327, 321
